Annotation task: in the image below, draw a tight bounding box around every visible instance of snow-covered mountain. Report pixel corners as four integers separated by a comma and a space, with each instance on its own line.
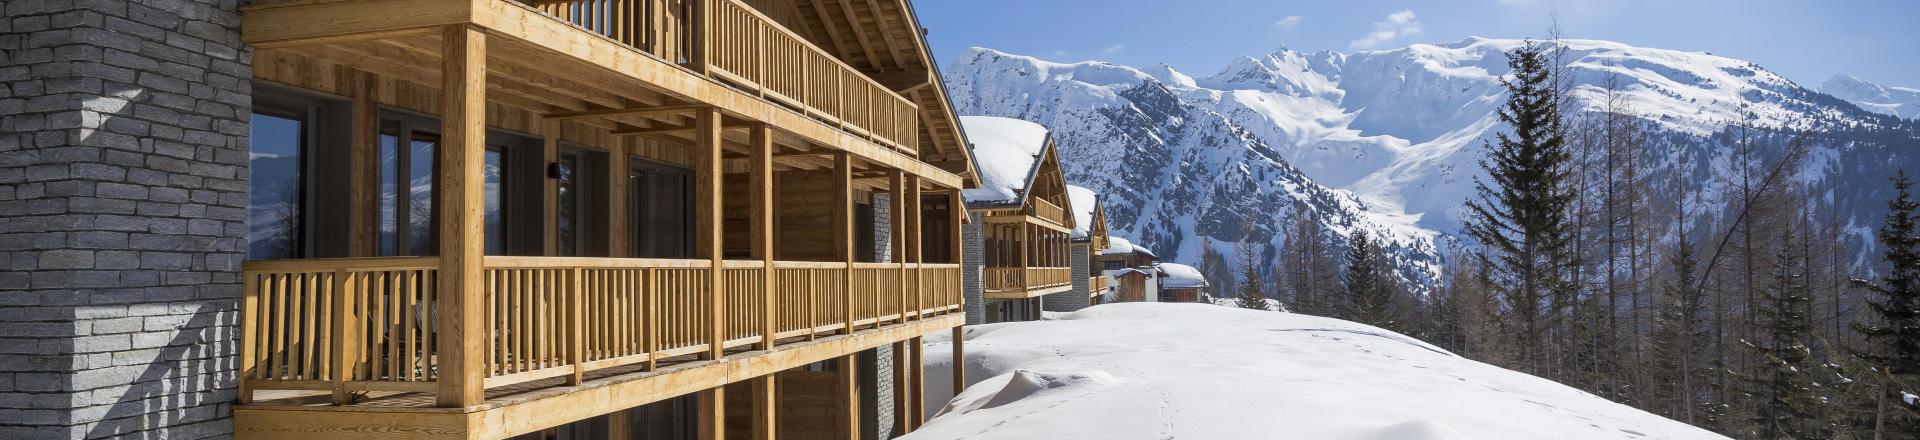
1822, 74, 1920, 119
944, 38, 1920, 282
911, 303, 1729, 439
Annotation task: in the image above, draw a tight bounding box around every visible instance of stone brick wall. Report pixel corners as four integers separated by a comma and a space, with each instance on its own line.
1044, 243, 1093, 312
0, 0, 249, 438
961, 212, 984, 325
861, 195, 895, 439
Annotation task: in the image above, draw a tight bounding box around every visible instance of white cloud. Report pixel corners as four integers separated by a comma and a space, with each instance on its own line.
1273, 15, 1304, 31
1349, 10, 1422, 49
1100, 44, 1127, 55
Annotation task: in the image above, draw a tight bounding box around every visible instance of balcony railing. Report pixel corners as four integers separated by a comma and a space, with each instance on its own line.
238, 256, 961, 403
1089, 276, 1108, 297
528, 0, 919, 153
1031, 198, 1067, 226
983, 267, 1072, 293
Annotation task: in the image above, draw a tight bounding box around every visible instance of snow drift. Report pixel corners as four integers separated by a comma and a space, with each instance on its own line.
912, 303, 1726, 440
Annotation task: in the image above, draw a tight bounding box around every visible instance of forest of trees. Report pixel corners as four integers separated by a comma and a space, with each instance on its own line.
1223, 39, 1920, 439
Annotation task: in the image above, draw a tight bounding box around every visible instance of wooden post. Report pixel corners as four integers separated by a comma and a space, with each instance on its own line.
888, 171, 906, 323
329, 271, 353, 405
835, 354, 858, 440
696, 108, 725, 359
750, 124, 775, 349
609, 138, 631, 258
751, 374, 776, 440
951, 326, 965, 395
542, 119, 559, 256
436, 24, 487, 408
910, 336, 926, 424
698, 386, 725, 440
834, 152, 853, 334
349, 72, 378, 257
567, 267, 584, 385
891, 341, 909, 436
905, 177, 921, 316
1018, 222, 1029, 292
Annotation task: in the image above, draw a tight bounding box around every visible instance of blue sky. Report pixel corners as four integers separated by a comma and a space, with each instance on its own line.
912, 0, 1920, 89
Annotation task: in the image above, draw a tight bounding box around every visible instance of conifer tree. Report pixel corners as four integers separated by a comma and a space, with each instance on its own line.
1747, 226, 1824, 439
1346, 231, 1397, 331
1648, 232, 1713, 424
1236, 237, 1271, 311
1852, 170, 1920, 439
1463, 40, 1580, 373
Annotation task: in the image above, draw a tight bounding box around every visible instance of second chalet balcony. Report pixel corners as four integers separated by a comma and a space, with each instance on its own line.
238, 256, 961, 404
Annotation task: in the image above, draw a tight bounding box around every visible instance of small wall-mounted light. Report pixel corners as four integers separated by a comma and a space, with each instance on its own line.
547, 162, 562, 179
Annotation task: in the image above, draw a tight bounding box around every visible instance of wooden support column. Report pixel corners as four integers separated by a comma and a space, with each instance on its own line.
609, 139, 631, 258
905, 177, 921, 316
835, 354, 859, 440
751, 375, 776, 440
435, 24, 487, 408
891, 341, 910, 436
834, 152, 854, 334
541, 119, 560, 256
698, 387, 725, 440
888, 171, 906, 323
910, 336, 926, 424
1018, 222, 1029, 291
951, 326, 965, 395
349, 71, 378, 257
750, 124, 775, 349
696, 108, 725, 359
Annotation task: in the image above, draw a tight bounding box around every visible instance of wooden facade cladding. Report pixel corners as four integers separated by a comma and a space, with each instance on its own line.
233, 0, 975, 438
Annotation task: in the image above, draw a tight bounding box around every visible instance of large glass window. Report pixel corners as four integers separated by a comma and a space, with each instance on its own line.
377, 126, 399, 256
247, 112, 306, 260
630, 160, 693, 259
556, 152, 580, 256
407, 133, 438, 256
484, 147, 507, 256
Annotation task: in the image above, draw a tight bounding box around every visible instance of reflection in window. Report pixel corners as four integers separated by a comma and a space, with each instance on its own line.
556, 153, 579, 256
377, 128, 399, 256
408, 134, 437, 256
484, 148, 506, 255
247, 113, 304, 260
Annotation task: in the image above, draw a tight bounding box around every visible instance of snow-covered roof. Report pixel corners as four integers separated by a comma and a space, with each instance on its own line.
959, 116, 1050, 207
1067, 185, 1099, 240
1157, 263, 1206, 288
1099, 236, 1156, 258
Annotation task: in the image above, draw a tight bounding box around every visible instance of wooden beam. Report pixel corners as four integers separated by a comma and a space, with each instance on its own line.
435, 23, 487, 408
751, 375, 776, 440
832, 0, 885, 71
349, 71, 378, 257
240, 0, 466, 47
835, 152, 855, 334
611, 124, 694, 136
698, 387, 725, 440
543, 104, 708, 120
951, 325, 965, 395
541, 119, 560, 256
751, 124, 776, 349
910, 336, 925, 425
892, 341, 911, 434
609, 138, 631, 257
835, 354, 858, 440
697, 108, 726, 360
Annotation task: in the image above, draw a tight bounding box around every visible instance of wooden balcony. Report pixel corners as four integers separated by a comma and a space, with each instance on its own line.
1089, 275, 1108, 297
982, 266, 1072, 299
1030, 197, 1068, 227
523, 0, 919, 154
238, 256, 961, 405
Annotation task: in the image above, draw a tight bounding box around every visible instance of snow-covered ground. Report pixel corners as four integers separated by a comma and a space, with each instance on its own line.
913, 303, 1725, 440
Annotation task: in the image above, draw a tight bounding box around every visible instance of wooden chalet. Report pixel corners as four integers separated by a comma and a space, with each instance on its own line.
1066, 185, 1110, 306
234, 0, 978, 438
956, 116, 1075, 323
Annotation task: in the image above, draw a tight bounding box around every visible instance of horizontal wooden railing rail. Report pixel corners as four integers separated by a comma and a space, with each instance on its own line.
1090, 275, 1108, 297
1031, 198, 1068, 226
983, 266, 1073, 293
517, 0, 919, 153
239, 256, 961, 405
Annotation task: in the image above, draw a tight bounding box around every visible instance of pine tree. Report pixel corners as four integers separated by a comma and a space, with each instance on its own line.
1346, 231, 1397, 331
1852, 170, 1920, 439
1236, 237, 1271, 311
1648, 231, 1713, 424
1462, 40, 1580, 374
1746, 226, 1825, 439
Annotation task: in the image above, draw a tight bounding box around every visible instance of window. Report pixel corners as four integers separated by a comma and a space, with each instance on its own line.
556, 152, 580, 256
375, 117, 441, 256
247, 112, 306, 260
484, 147, 507, 255
630, 159, 693, 259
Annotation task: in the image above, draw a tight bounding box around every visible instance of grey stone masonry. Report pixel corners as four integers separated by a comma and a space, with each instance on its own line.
961, 212, 985, 325
862, 195, 896, 439
1044, 243, 1094, 312
0, 0, 250, 438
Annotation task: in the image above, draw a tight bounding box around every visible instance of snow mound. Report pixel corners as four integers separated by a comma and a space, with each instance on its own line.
912, 303, 1726, 440
1364, 420, 1468, 440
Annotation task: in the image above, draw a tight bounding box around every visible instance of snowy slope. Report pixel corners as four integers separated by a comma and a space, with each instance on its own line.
945, 39, 1920, 281
912, 303, 1728, 440
1821, 74, 1920, 119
